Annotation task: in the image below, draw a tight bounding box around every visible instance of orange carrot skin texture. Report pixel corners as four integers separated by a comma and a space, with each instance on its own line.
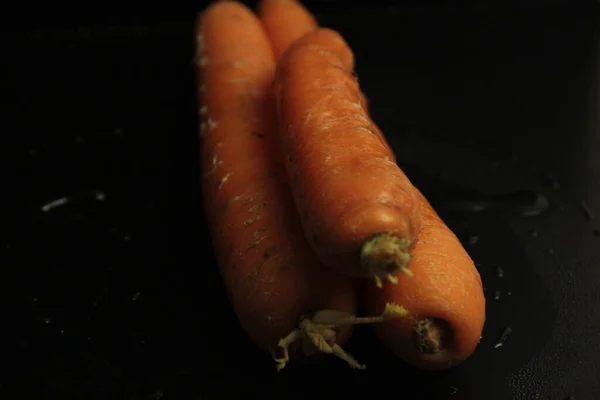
257, 0, 393, 160
256, 0, 319, 167
257, 0, 318, 60
197, 2, 356, 354
257, 0, 373, 118
364, 188, 486, 370
274, 28, 421, 279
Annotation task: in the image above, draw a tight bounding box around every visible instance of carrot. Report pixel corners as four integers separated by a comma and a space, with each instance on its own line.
364, 188, 486, 370
273, 28, 420, 287
196, 1, 405, 370
257, 0, 377, 142
256, 0, 389, 160
257, 0, 318, 60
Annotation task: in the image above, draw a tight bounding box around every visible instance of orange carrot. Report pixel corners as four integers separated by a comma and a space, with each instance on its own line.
196, 1, 405, 370
257, 0, 380, 146
364, 188, 486, 370
257, 0, 318, 60
274, 28, 421, 286
258, 0, 334, 167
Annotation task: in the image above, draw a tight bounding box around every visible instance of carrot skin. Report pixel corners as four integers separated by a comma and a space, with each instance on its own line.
197, 2, 357, 358
274, 28, 421, 281
257, 0, 394, 160
257, 0, 318, 60
364, 188, 486, 370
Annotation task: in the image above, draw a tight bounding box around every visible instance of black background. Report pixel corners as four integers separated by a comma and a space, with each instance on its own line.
2, 1, 599, 399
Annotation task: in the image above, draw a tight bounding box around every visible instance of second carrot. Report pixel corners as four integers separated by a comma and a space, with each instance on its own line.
274, 28, 422, 287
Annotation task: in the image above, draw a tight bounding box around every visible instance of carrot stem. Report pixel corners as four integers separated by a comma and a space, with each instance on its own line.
360, 233, 414, 287
274, 303, 408, 370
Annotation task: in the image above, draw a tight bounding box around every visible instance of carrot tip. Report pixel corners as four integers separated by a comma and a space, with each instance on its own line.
361, 233, 413, 281
413, 318, 453, 354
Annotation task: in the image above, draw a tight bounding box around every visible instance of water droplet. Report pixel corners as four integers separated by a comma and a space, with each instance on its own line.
531, 230, 538, 238
468, 235, 480, 245
31, 297, 38, 303
131, 292, 141, 302
494, 291, 501, 300
548, 248, 554, 254
95, 191, 107, 201
517, 192, 550, 217
114, 127, 124, 136
148, 391, 164, 399
39, 317, 51, 324
60, 329, 65, 334
496, 266, 505, 278
508, 291, 512, 296
110, 229, 131, 241
449, 386, 458, 396
544, 174, 561, 190
494, 327, 512, 348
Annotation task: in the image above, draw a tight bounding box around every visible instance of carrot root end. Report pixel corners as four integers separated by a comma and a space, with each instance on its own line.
273, 329, 302, 371
413, 318, 453, 354
274, 304, 408, 370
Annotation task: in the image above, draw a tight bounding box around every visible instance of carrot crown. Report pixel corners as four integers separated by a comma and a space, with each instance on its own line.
360, 233, 414, 287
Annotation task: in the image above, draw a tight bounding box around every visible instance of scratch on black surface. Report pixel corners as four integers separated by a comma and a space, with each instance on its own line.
580, 200, 594, 221
41, 197, 70, 212
494, 327, 512, 348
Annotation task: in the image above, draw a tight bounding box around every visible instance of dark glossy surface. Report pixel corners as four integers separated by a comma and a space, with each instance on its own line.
2, 2, 599, 399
